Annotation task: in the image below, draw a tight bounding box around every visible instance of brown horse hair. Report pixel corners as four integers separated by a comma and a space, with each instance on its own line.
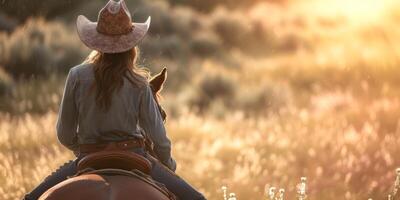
84, 48, 150, 111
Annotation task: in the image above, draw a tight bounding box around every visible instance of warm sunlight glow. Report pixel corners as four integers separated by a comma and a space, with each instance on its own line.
2, 0, 400, 199
306, 0, 396, 23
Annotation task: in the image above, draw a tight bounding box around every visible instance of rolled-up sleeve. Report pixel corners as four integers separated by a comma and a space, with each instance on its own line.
139, 85, 176, 171
56, 68, 79, 153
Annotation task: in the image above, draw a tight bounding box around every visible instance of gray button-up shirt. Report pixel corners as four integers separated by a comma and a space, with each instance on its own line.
56, 63, 175, 170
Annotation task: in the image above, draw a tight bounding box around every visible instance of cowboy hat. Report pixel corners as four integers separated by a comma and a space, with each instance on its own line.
76, 0, 151, 53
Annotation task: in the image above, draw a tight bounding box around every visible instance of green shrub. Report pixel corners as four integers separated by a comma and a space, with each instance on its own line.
134, 1, 205, 40
0, 0, 85, 21
189, 32, 221, 57
168, 0, 285, 12
140, 36, 187, 59
200, 74, 235, 100
0, 18, 87, 78
236, 83, 291, 115
211, 9, 249, 48
0, 74, 65, 114
189, 73, 236, 112
134, 1, 175, 35
0, 32, 7, 66
170, 6, 203, 39
210, 8, 282, 55
0, 68, 13, 97
0, 12, 17, 32
168, 0, 220, 12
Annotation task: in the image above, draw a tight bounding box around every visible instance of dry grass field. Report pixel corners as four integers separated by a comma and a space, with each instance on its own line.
1, 102, 400, 200
1, 0, 400, 199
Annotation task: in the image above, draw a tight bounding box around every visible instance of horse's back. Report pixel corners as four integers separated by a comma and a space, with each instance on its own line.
39, 173, 171, 200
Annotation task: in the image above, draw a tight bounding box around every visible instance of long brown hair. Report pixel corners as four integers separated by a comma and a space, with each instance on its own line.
84, 47, 150, 111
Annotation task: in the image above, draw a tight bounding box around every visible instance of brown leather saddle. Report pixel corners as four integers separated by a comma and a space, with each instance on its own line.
77, 150, 152, 174
77, 139, 152, 174
70, 143, 177, 200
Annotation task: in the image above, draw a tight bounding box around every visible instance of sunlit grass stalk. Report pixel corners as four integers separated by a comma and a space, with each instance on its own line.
297, 177, 307, 200
222, 186, 228, 200
277, 189, 285, 200
267, 187, 276, 200
228, 193, 237, 200
388, 168, 400, 200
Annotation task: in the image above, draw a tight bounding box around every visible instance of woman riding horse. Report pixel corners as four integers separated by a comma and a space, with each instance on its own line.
24, 0, 205, 199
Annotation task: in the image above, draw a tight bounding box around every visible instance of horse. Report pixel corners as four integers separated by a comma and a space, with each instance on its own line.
39, 68, 176, 200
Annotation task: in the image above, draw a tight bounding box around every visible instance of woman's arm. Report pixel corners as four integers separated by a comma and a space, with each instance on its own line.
139, 84, 176, 171
56, 68, 79, 153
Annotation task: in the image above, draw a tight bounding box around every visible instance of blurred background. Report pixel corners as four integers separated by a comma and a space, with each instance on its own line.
1, 0, 400, 199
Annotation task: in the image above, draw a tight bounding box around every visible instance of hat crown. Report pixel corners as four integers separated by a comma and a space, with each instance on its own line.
96, 0, 133, 35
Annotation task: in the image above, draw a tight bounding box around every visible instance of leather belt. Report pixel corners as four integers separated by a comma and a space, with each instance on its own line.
79, 139, 145, 154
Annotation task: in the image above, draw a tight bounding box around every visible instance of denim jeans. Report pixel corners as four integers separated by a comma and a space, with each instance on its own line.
24, 148, 206, 200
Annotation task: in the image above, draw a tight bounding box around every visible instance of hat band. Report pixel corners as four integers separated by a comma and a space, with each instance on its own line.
96, 21, 133, 35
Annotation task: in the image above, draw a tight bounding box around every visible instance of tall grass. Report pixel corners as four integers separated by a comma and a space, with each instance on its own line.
1, 101, 400, 199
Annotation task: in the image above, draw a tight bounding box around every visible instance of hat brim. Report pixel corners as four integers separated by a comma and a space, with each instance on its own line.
76, 15, 151, 53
